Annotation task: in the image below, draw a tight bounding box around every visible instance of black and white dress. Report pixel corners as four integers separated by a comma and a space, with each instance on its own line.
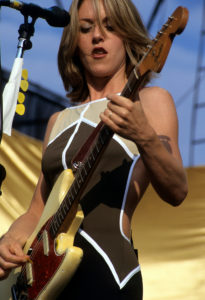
42, 98, 143, 299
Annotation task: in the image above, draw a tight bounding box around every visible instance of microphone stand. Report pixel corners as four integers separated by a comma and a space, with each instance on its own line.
0, 14, 36, 196
16, 14, 35, 58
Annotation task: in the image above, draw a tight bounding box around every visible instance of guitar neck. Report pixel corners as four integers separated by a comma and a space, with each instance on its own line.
121, 66, 146, 100
49, 122, 113, 238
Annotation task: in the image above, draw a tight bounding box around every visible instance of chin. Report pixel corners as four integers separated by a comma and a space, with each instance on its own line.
89, 68, 114, 78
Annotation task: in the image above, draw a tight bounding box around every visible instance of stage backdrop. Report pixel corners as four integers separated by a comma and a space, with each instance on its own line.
0, 130, 205, 300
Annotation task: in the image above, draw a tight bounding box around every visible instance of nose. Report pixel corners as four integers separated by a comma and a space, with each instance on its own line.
92, 25, 104, 44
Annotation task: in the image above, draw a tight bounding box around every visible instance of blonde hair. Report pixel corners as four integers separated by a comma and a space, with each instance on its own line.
58, 0, 152, 103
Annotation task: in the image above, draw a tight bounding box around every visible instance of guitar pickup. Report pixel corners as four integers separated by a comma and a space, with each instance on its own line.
42, 230, 50, 256
26, 261, 33, 286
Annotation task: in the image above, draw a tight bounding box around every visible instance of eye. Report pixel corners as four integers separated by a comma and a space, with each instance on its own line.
105, 23, 114, 32
79, 25, 92, 33
106, 25, 114, 31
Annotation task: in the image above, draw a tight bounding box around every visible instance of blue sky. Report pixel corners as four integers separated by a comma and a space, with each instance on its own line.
0, 0, 204, 167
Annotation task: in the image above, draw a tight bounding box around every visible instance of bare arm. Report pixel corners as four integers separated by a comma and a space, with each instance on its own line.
0, 112, 59, 279
100, 86, 188, 206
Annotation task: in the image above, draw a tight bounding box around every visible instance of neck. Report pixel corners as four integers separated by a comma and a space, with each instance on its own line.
84, 69, 127, 102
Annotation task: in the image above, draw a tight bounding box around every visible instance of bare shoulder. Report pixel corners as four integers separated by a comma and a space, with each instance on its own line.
47, 111, 61, 128
139, 86, 174, 106
139, 86, 179, 141
139, 86, 177, 120
43, 111, 61, 151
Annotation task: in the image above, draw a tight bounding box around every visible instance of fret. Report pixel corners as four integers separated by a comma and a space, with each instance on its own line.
122, 68, 144, 99
66, 190, 73, 208
125, 81, 132, 93
91, 146, 97, 161
88, 153, 94, 166
81, 165, 87, 177
86, 158, 91, 170
76, 174, 83, 187
57, 210, 64, 225
58, 209, 66, 223
133, 68, 139, 80
129, 72, 138, 89
97, 133, 105, 148
73, 181, 79, 194
91, 145, 98, 160
95, 140, 101, 154
74, 177, 80, 189
65, 193, 73, 207
98, 127, 112, 148
50, 216, 60, 235
99, 131, 105, 145
79, 167, 85, 182
61, 200, 69, 215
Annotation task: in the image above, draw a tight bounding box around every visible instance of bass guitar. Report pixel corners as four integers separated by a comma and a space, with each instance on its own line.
10, 6, 189, 300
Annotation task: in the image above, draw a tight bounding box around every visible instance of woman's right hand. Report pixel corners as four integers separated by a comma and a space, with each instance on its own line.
0, 234, 29, 280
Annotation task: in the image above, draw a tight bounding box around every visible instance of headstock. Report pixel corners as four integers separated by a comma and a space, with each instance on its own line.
138, 6, 189, 75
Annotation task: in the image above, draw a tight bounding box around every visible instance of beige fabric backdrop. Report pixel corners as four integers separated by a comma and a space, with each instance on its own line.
0, 130, 204, 299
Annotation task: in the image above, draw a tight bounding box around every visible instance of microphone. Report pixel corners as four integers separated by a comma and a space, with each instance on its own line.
0, 0, 70, 27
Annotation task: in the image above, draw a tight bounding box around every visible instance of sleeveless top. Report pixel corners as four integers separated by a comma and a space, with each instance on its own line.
42, 97, 141, 289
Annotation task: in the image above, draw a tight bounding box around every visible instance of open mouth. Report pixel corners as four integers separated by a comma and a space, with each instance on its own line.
92, 47, 107, 57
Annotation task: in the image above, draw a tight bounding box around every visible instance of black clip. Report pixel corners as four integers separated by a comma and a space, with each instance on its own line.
0, 164, 6, 196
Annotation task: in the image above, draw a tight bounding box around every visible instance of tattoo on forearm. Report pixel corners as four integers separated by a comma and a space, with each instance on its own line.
158, 135, 172, 153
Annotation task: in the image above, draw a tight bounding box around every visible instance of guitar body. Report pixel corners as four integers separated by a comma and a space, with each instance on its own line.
11, 169, 84, 300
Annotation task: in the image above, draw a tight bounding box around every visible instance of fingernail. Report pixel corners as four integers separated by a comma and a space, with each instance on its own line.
27, 257, 33, 264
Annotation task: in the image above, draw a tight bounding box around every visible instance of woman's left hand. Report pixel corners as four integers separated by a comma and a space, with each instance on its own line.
100, 94, 154, 143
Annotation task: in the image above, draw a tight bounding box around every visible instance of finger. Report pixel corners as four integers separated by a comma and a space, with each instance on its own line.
101, 108, 113, 121
107, 94, 132, 109
107, 98, 134, 121
107, 109, 126, 127
104, 108, 112, 117
0, 256, 23, 271
100, 111, 124, 135
0, 268, 10, 280
0, 246, 28, 264
101, 106, 123, 127
100, 110, 113, 125
7, 251, 28, 264
9, 243, 27, 258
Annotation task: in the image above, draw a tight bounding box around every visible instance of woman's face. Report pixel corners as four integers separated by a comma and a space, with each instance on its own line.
77, 0, 126, 81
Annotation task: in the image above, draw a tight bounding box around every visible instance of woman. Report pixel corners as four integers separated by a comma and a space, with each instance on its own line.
0, 0, 188, 299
